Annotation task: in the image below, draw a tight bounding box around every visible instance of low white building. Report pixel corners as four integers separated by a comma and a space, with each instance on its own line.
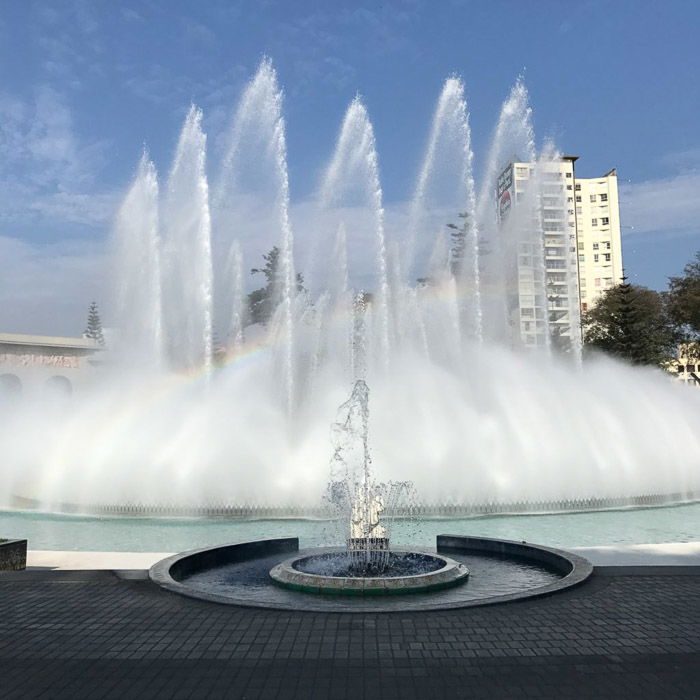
0, 332, 104, 397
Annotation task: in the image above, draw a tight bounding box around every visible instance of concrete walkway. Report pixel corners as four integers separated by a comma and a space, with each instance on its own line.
1, 565, 699, 698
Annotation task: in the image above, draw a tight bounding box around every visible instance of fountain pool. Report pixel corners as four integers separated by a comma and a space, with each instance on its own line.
4, 501, 700, 553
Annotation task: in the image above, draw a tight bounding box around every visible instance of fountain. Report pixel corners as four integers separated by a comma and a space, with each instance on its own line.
148, 378, 590, 606
1, 57, 699, 526
268, 379, 469, 595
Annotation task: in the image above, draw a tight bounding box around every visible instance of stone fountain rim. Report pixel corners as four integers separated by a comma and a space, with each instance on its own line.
269, 550, 469, 595
148, 535, 593, 612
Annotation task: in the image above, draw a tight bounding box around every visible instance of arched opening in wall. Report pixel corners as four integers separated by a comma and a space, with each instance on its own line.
0, 373, 22, 396
45, 375, 73, 396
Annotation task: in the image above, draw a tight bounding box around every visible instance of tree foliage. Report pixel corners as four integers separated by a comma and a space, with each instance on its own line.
248, 247, 305, 325
84, 302, 105, 346
668, 251, 700, 346
582, 278, 677, 366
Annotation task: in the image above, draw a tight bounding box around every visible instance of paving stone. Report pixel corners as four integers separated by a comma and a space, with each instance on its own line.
0, 570, 700, 697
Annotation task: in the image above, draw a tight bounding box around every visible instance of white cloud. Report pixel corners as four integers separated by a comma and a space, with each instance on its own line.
619, 172, 700, 237
0, 87, 114, 228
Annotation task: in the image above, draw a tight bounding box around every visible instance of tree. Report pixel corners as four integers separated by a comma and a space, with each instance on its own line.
668, 251, 700, 355
582, 277, 677, 366
446, 212, 471, 277
84, 302, 105, 346
248, 247, 305, 325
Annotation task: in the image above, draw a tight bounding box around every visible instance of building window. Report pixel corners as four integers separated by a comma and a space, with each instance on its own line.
566, 172, 572, 178
579, 278, 586, 287
594, 254, 599, 262
605, 241, 611, 249
575, 195, 582, 203
600, 193, 608, 201
604, 253, 611, 261
581, 302, 588, 310
516, 166, 528, 176
567, 197, 573, 202
595, 278, 601, 287
592, 243, 599, 250
576, 207, 582, 215
565, 184, 571, 190
568, 209, 574, 215
601, 217, 609, 225
575, 184, 581, 191
591, 218, 598, 226
590, 194, 596, 202
579, 254, 585, 262
604, 277, 613, 286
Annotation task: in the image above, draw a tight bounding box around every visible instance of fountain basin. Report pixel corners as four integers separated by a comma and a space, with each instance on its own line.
149, 535, 592, 611
269, 550, 469, 595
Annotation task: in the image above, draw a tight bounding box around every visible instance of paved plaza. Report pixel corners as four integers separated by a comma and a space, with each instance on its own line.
1, 566, 700, 699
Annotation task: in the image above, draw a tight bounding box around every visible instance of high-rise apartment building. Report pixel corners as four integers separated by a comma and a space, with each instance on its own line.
574, 169, 624, 310
496, 156, 623, 348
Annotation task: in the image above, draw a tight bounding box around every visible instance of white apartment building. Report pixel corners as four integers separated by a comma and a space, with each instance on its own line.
574, 169, 624, 311
496, 156, 623, 348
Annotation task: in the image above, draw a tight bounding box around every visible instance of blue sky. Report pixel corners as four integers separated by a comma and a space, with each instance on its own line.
1, 0, 699, 333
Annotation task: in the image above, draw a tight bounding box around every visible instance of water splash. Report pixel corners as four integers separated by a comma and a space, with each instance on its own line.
112, 151, 163, 371
162, 105, 213, 373
320, 96, 390, 370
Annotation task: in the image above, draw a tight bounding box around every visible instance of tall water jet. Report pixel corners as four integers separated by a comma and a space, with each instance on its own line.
410, 76, 481, 342
112, 151, 163, 371
476, 78, 536, 346
215, 58, 297, 414
320, 96, 390, 371
225, 239, 246, 351
162, 105, 213, 373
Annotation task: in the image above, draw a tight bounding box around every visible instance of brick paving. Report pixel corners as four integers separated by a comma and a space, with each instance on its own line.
1, 568, 699, 699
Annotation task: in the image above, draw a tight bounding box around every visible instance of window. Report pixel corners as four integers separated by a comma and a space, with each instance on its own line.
605, 241, 611, 249
592, 243, 599, 250
595, 278, 601, 287
600, 193, 608, 202
576, 207, 582, 215
578, 254, 585, 263
575, 183, 581, 191
516, 166, 528, 177
567, 196, 573, 202
604, 277, 613, 286
581, 301, 588, 310
575, 195, 582, 202
594, 254, 599, 262
604, 253, 611, 261
566, 172, 572, 178
601, 217, 609, 226
579, 278, 586, 287
570, 246, 576, 252
591, 218, 598, 226
568, 209, 574, 215
590, 194, 596, 202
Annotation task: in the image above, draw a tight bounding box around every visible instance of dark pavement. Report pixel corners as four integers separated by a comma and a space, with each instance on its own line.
1, 567, 699, 699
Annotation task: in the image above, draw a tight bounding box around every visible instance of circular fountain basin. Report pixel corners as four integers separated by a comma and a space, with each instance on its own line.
269, 550, 469, 595
149, 535, 592, 611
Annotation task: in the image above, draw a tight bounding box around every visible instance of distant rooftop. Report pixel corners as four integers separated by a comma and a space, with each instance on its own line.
0, 332, 103, 351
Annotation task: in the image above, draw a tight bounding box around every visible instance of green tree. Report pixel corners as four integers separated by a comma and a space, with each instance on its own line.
84, 302, 105, 346
446, 212, 471, 277
248, 247, 305, 325
582, 277, 677, 366
668, 251, 700, 354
